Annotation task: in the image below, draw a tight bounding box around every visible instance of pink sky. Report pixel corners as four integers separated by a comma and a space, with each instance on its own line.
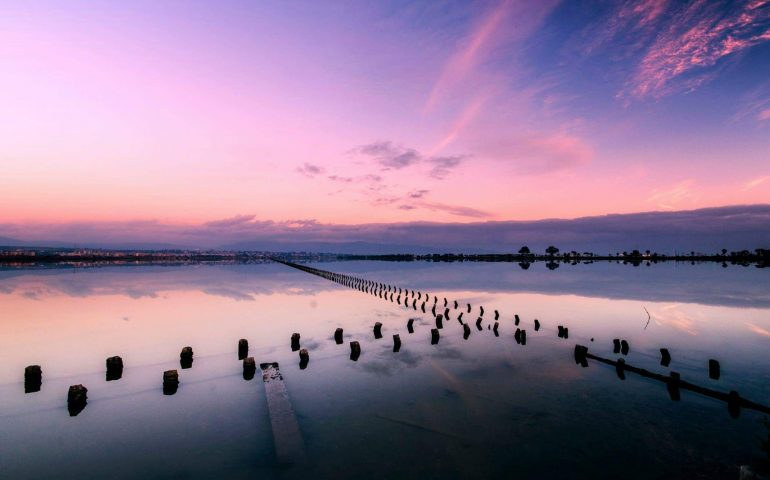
1, 0, 769, 228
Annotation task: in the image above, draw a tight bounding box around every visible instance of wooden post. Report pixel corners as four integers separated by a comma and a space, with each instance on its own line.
238, 339, 249, 360
393, 334, 401, 352
350, 341, 361, 361
106, 356, 123, 381
291, 333, 301, 352
431, 328, 440, 345
67, 384, 88, 416
374, 322, 383, 339
180, 347, 193, 369
24, 365, 42, 393
334, 328, 344, 345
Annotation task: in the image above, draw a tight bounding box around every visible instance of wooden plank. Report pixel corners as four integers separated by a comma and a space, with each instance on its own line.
260, 362, 305, 464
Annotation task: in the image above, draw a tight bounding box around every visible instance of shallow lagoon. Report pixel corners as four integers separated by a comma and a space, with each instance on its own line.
1, 261, 769, 479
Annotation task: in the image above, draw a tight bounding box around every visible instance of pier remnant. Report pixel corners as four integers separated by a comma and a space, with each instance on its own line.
463, 323, 471, 339
493, 322, 499, 336
350, 341, 361, 361
243, 357, 256, 380
431, 328, 440, 345
260, 362, 305, 464
407, 318, 415, 334
106, 356, 123, 381
534, 319, 540, 331
620, 340, 629, 356
494, 310, 500, 320
163, 370, 179, 395
515, 315, 520, 326
574, 345, 589, 367
475, 317, 483, 331
393, 334, 401, 352
374, 322, 383, 339
435, 314, 444, 329
180, 347, 193, 369
613, 339, 621, 354
299, 349, 309, 369
238, 339, 249, 360
334, 328, 344, 344
709, 359, 721, 380
660, 348, 671, 367
616, 358, 626, 380
24, 365, 42, 393
67, 384, 88, 416
291, 333, 301, 352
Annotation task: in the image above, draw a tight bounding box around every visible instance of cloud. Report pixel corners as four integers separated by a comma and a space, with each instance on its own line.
744, 175, 770, 190
746, 322, 770, 338
352, 141, 465, 179
296, 163, 325, 177
408, 190, 430, 199
647, 179, 698, 210
420, 202, 492, 219
625, 0, 770, 98
204, 214, 256, 228
476, 132, 593, 174
3, 205, 770, 254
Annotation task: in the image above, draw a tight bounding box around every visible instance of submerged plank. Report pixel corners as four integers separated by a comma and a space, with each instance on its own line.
260, 362, 305, 464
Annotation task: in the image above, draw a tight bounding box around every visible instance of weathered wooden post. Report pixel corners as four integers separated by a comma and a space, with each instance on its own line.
431, 304, 436, 316
334, 328, 344, 345
620, 340, 629, 356
515, 328, 522, 344
467, 303, 471, 313
660, 348, 671, 367
709, 359, 720, 380
374, 322, 383, 339
407, 318, 415, 334
557, 326, 565, 338
444, 308, 450, 320
163, 369, 179, 395
67, 384, 88, 416
574, 345, 589, 367
24, 365, 42, 393
479, 306, 485, 316
475, 317, 483, 331
106, 356, 123, 381
435, 314, 444, 329
520, 329, 527, 345
514, 314, 520, 326
299, 349, 309, 369
393, 334, 401, 352
180, 346, 193, 369
291, 333, 301, 352
493, 322, 499, 336
350, 341, 361, 361
243, 357, 256, 380
463, 323, 471, 339
454, 300, 458, 309
534, 319, 540, 331
667, 372, 680, 401
616, 358, 626, 380
431, 328, 440, 345
238, 339, 249, 360
421, 302, 426, 313
494, 310, 499, 320
613, 339, 621, 354
457, 312, 464, 323
727, 390, 741, 418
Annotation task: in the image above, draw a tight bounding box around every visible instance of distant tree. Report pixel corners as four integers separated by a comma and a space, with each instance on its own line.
721, 248, 727, 256
518, 246, 530, 255
545, 245, 559, 256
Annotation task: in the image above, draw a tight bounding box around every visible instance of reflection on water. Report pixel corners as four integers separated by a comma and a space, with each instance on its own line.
0, 261, 769, 479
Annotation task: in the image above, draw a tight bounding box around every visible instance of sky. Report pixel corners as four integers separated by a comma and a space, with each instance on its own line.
1, 0, 769, 249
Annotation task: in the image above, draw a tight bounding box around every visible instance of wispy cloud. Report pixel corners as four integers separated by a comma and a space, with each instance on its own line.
204, 214, 256, 228
352, 140, 466, 179
647, 179, 698, 210
746, 322, 770, 338
296, 162, 325, 177
626, 0, 770, 98
744, 175, 770, 190
475, 132, 594, 174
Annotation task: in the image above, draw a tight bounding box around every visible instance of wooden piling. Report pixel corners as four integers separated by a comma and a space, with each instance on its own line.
334, 328, 344, 345
393, 334, 401, 352
431, 328, 440, 345
238, 339, 249, 360
374, 322, 383, 339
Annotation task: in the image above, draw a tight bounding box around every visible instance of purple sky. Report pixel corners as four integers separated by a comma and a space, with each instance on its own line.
1, 0, 769, 249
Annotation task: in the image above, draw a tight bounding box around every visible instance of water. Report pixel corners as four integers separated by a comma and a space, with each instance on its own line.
1, 261, 769, 479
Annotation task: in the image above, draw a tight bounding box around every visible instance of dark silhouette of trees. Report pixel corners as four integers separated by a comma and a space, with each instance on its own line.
518, 246, 531, 255
545, 245, 559, 256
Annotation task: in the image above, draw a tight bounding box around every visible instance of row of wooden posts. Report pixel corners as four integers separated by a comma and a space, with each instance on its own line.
272, 258, 764, 419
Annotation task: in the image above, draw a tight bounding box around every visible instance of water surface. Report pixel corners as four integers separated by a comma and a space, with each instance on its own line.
1, 261, 769, 479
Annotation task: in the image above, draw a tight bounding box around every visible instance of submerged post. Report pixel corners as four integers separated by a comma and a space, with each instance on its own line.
431, 328, 440, 345
393, 334, 401, 352
334, 328, 344, 345
163, 370, 179, 395
25, 365, 42, 393
238, 339, 249, 360
180, 347, 193, 369
106, 356, 123, 381
67, 384, 88, 416
350, 341, 361, 361
291, 333, 301, 352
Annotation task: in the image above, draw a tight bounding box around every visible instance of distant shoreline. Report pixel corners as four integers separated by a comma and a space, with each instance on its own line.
0, 248, 767, 268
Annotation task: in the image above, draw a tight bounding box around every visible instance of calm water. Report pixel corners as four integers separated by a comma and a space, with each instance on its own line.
1, 261, 769, 479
